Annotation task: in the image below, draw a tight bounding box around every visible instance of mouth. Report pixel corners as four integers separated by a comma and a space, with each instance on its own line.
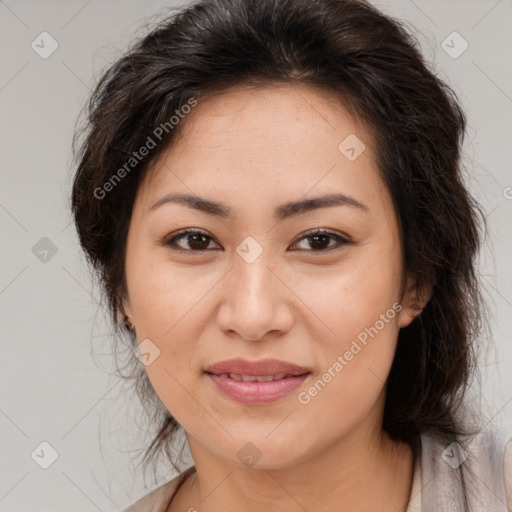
209, 372, 308, 382
204, 358, 311, 405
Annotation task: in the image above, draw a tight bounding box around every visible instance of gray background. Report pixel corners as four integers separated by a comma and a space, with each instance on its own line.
1, 0, 511, 510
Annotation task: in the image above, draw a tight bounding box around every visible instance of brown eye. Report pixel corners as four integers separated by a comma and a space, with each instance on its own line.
162, 228, 351, 254
164, 230, 220, 252
289, 229, 350, 252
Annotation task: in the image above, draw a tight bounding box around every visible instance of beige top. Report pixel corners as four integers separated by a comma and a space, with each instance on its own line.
121, 440, 512, 512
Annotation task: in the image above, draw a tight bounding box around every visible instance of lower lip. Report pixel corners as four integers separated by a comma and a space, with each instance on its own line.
206, 373, 309, 405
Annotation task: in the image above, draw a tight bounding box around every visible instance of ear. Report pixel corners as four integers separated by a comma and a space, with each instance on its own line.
398, 272, 432, 329
121, 297, 134, 326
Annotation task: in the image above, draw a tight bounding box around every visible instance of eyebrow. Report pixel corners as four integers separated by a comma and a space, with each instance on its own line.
149, 192, 369, 220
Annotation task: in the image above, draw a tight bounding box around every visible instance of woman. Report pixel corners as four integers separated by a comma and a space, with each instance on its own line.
70, 0, 512, 510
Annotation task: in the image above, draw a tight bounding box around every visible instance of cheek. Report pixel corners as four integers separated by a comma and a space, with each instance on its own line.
127, 246, 217, 337
125, 253, 224, 413
288, 245, 401, 423
124, 250, 200, 388
285, 239, 402, 340
130, 272, 207, 374
295, 315, 399, 454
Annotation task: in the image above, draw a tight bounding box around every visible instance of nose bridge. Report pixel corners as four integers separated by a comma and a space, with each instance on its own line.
232, 244, 279, 310
217, 247, 292, 340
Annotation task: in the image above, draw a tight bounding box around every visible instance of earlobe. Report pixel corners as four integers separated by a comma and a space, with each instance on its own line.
398, 272, 431, 329
398, 301, 424, 329
121, 298, 135, 330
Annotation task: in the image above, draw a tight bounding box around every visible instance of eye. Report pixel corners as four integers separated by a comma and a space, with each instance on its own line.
289, 229, 351, 252
163, 229, 221, 253
162, 228, 350, 254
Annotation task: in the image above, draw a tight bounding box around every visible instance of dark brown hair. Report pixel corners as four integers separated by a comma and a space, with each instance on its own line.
70, 0, 488, 492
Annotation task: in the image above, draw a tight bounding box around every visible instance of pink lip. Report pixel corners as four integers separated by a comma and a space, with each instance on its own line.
205, 358, 310, 376
204, 358, 310, 405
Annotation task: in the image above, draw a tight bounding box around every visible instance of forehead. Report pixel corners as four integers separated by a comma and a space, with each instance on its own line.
137, 83, 388, 215
164, 83, 371, 153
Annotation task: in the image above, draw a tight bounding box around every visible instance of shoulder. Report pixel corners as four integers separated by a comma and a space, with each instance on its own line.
420, 425, 512, 511
119, 468, 193, 512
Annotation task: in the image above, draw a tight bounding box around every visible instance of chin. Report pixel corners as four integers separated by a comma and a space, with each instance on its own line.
212, 433, 315, 472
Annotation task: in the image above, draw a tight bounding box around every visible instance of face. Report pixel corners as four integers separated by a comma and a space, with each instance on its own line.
123, 84, 421, 471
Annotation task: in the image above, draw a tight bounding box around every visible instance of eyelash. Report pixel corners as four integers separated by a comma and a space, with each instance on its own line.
161, 228, 351, 254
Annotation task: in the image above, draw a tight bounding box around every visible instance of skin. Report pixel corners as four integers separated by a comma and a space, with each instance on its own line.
122, 83, 429, 512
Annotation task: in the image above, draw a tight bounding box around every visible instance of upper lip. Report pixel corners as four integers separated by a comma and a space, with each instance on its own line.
205, 358, 310, 376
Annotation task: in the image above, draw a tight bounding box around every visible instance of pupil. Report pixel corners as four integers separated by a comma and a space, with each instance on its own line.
311, 234, 329, 250
189, 233, 208, 249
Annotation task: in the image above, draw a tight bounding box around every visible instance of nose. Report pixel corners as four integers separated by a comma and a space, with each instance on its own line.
216, 252, 294, 342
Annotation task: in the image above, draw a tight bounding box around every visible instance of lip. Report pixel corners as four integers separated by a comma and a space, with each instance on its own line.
204, 358, 310, 405
205, 358, 310, 376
